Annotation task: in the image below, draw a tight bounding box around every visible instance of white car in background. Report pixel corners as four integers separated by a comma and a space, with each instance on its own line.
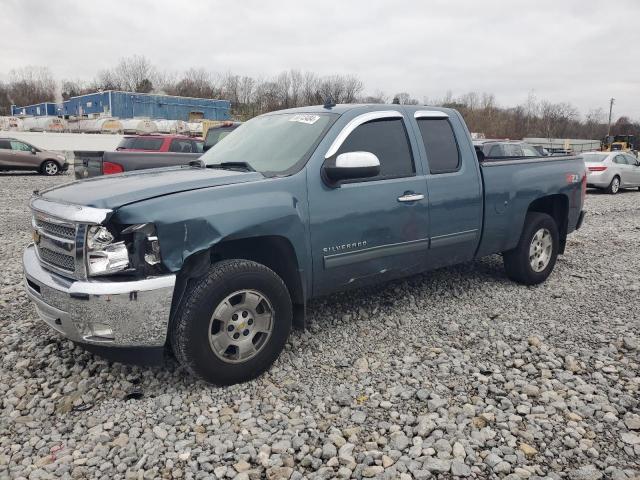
583, 151, 640, 194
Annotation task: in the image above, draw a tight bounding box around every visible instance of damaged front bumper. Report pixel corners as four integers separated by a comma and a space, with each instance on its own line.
23, 244, 175, 348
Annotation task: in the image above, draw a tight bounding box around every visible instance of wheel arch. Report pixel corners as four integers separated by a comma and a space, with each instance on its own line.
527, 194, 569, 253
170, 235, 306, 330
41, 158, 61, 168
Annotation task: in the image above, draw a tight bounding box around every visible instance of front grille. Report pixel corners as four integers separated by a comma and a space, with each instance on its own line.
35, 219, 76, 239
38, 247, 75, 272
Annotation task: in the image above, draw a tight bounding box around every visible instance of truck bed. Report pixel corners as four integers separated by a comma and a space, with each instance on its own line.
74, 150, 201, 179
476, 155, 585, 258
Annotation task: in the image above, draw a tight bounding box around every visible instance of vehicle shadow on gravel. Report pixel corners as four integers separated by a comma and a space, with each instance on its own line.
59, 256, 512, 396
0, 171, 43, 176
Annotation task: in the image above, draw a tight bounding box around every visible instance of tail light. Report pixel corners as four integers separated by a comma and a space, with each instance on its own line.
103, 161, 124, 175
588, 166, 607, 172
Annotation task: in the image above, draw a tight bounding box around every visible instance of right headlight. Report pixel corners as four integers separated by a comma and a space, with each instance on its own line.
86, 226, 129, 276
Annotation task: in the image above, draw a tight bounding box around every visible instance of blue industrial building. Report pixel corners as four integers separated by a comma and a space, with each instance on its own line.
11, 102, 61, 117
12, 91, 231, 121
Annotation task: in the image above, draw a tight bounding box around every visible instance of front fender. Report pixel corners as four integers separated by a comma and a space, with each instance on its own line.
114, 175, 310, 280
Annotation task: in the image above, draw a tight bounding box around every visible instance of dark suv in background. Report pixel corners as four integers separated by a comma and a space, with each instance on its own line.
203, 121, 241, 152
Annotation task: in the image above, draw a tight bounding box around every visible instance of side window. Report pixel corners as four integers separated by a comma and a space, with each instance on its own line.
0, 140, 11, 150
193, 141, 204, 153
521, 144, 539, 157
416, 118, 460, 174
335, 118, 415, 180
625, 154, 638, 165
169, 139, 193, 153
10, 141, 31, 152
614, 155, 625, 165
488, 144, 503, 157
503, 144, 522, 157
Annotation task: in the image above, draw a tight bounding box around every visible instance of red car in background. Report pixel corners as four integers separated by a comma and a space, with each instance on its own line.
116, 134, 204, 153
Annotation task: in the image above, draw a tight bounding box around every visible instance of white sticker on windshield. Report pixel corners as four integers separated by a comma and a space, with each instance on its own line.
289, 114, 321, 125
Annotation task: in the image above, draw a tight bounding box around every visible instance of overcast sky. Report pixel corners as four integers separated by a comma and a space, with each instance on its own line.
3, 0, 639, 119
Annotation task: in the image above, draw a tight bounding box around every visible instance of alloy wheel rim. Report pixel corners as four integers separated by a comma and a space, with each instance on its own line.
45, 163, 58, 175
529, 228, 552, 272
208, 289, 274, 364
612, 178, 619, 193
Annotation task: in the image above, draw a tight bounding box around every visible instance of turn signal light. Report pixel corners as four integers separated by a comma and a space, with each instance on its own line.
588, 166, 607, 172
103, 161, 124, 175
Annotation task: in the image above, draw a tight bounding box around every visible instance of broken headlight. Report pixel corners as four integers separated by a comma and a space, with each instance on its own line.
86, 223, 163, 277
86, 226, 129, 276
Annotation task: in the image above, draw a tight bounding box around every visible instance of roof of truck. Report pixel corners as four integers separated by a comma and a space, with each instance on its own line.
271, 104, 454, 116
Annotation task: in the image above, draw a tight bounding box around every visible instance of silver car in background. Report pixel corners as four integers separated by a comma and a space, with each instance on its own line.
583, 151, 640, 194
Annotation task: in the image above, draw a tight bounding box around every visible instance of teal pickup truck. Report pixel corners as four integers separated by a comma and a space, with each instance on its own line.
23, 104, 586, 385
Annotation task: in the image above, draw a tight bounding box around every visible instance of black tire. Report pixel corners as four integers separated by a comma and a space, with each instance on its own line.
41, 160, 59, 176
605, 176, 620, 194
171, 259, 292, 385
503, 212, 559, 285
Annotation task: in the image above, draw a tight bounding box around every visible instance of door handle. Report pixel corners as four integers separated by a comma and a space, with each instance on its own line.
397, 193, 424, 202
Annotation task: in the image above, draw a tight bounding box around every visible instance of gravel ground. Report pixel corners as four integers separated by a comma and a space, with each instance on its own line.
0, 171, 639, 480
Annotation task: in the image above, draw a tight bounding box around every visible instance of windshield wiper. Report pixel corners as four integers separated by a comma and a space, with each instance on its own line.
206, 162, 255, 172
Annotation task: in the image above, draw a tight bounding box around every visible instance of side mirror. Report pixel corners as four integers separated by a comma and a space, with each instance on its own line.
323, 151, 380, 185
31, 148, 37, 154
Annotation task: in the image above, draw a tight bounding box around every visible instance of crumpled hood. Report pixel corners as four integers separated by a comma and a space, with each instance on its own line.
41, 166, 264, 210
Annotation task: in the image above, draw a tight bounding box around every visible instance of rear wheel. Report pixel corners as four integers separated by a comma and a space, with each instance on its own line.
503, 212, 559, 285
605, 176, 620, 194
171, 259, 292, 385
41, 160, 59, 176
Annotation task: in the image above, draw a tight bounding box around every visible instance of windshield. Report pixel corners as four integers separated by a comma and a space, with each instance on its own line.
582, 153, 608, 162
201, 113, 336, 175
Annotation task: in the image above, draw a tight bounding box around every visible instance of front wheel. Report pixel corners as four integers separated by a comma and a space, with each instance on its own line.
41, 160, 59, 176
606, 176, 620, 194
503, 212, 559, 285
171, 259, 292, 385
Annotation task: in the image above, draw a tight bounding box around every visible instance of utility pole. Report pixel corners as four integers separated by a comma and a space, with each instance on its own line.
607, 97, 615, 136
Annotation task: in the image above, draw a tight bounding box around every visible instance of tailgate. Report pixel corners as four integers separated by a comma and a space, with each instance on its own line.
73, 151, 104, 180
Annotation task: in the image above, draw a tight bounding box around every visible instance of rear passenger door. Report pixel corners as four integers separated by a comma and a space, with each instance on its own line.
412, 111, 483, 268
0, 139, 13, 168
308, 111, 430, 295
624, 154, 640, 185
614, 154, 631, 186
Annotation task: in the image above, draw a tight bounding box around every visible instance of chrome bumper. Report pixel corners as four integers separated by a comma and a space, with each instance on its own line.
23, 244, 175, 347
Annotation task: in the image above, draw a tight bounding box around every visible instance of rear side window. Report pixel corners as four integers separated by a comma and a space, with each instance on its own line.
335, 118, 415, 180
614, 155, 626, 164
0, 140, 11, 149
193, 141, 204, 153
169, 139, 194, 153
521, 144, 540, 157
417, 119, 460, 174
117, 137, 164, 151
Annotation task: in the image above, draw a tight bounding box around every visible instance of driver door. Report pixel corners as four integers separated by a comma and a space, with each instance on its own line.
307, 112, 429, 296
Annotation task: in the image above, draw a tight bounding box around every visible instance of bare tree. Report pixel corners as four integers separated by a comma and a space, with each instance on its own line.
392, 92, 419, 105
0, 82, 11, 115
8, 66, 56, 106
167, 68, 217, 98
95, 55, 158, 93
